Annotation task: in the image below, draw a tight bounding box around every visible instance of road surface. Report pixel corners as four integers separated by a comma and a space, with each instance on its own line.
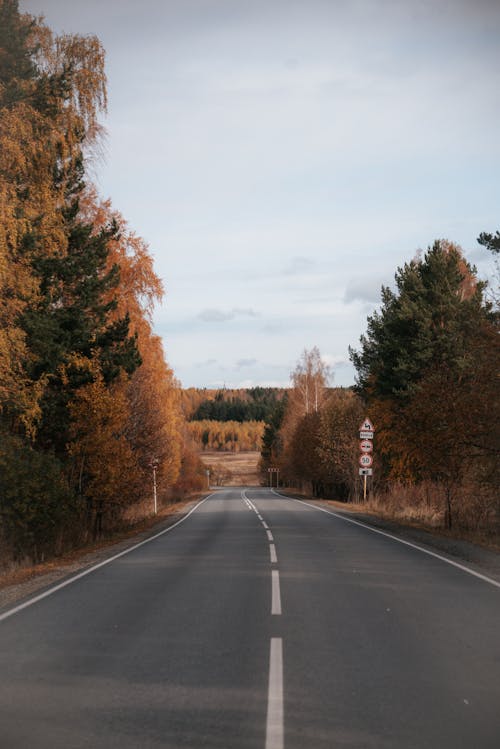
1, 488, 499, 748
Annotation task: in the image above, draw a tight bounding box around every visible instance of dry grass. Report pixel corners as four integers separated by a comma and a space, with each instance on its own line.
282, 483, 500, 553
199, 451, 261, 486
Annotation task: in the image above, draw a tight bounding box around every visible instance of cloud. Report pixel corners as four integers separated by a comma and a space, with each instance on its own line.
343, 277, 386, 305
236, 358, 258, 368
283, 256, 316, 276
197, 307, 258, 322
194, 358, 218, 368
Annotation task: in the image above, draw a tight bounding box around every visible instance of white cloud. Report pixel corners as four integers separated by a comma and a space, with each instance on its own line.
197, 307, 258, 323
343, 277, 387, 305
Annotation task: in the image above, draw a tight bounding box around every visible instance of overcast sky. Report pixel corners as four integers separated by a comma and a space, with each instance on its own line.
20, 0, 500, 388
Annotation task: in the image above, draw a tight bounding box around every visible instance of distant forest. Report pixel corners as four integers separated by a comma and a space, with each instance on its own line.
180, 388, 288, 453
180, 387, 287, 424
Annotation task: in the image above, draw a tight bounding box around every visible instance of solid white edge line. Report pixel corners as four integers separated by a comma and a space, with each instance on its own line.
266, 637, 284, 749
0, 492, 218, 623
271, 569, 282, 615
270, 544, 278, 564
271, 490, 500, 590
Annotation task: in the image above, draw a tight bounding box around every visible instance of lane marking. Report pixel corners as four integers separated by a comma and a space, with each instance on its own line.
271, 490, 500, 591
271, 569, 282, 615
243, 492, 256, 511
262, 521, 270, 530
266, 638, 284, 749
241, 491, 251, 508
270, 544, 278, 564
266, 530, 274, 542
0, 493, 217, 624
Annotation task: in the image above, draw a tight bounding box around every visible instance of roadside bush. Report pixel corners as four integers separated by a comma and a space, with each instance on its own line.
0, 432, 79, 564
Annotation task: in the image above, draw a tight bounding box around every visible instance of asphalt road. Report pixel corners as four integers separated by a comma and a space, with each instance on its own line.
1, 488, 499, 748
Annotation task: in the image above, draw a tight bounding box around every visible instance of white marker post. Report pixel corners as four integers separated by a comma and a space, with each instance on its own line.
149, 458, 159, 515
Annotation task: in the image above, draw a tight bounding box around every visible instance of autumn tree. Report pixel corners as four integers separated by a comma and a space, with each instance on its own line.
0, 1, 112, 437
291, 346, 330, 415
317, 389, 364, 501
350, 239, 498, 528
278, 347, 331, 484
69, 369, 140, 537
287, 410, 324, 494
76, 189, 182, 506
0, 2, 188, 558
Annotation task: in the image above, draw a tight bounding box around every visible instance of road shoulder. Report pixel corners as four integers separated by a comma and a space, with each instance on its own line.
274, 491, 500, 585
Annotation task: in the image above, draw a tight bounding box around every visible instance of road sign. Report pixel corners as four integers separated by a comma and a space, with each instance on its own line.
360, 439, 373, 453
357, 417, 374, 500
359, 417, 374, 433
359, 454, 373, 468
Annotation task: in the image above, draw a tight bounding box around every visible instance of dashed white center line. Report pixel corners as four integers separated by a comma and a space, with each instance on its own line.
242, 492, 284, 745
271, 569, 282, 615
265, 638, 284, 749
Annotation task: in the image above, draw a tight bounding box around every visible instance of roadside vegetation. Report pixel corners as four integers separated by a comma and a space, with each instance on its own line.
261, 241, 499, 542
0, 1, 206, 570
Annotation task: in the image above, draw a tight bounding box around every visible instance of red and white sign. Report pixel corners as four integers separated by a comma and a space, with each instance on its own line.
360, 439, 373, 453
359, 454, 373, 468
359, 417, 374, 433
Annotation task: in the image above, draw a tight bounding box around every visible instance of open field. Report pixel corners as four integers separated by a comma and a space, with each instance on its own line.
199, 451, 262, 486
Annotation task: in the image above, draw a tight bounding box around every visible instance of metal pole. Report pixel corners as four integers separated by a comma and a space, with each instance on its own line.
363, 474, 367, 502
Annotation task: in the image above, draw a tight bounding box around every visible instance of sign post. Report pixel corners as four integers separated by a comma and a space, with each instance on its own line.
358, 418, 374, 501
268, 467, 279, 488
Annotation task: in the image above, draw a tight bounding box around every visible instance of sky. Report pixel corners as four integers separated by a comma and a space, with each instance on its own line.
20, 0, 500, 389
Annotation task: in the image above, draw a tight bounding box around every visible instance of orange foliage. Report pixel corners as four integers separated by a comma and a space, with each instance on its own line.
187, 420, 266, 452
69, 370, 140, 516
72, 189, 183, 504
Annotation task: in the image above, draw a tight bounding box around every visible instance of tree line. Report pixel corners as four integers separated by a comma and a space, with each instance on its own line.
261, 240, 499, 534
186, 420, 266, 452
180, 387, 285, 423
181, 388, 282, 454
0, 1, 205, 566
